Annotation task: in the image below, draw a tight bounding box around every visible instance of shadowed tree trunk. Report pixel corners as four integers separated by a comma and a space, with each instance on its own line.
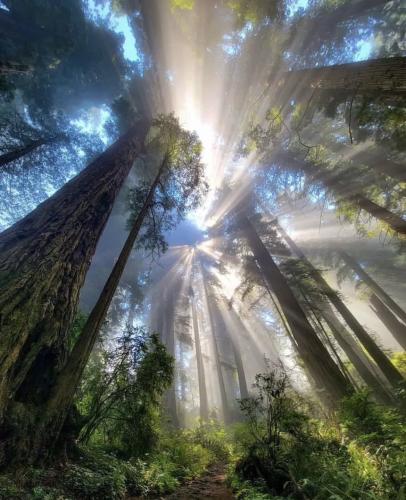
370, 294, 406, 351
0, 121, 148, 434
280, 57, 406, 96
0, 134, 66, 169
271, 150, 406, 235
189, 269, 209, 422
276, 222, 394, 404
273, 222, 403, 388
338, 249, 406, 325
16, 155, 169, 462
199, 257, 230, 423
238, 212, 352, 405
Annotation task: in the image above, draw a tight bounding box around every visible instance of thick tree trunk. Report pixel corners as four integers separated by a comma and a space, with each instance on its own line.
271, 150, 406, 235
0, 122, 148, 429
189, 273, 209, 422
370, 294, 406, 351
276, 223, 394, 404
280, 57, 406, 96
338, 250, 406, 325
239, 213, 352, 405
199, 258, 230, 423
0, 134, 65, 168
26, 156, 168, 459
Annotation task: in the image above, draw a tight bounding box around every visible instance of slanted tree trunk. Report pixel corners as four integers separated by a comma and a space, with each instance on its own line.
271, 150, 406, 235
276, 223, 394, 404
238, 212, 352, 405
0, 61, 31, 75
18, 155, 169, 461
0, 121, 148, 432
338, 249, 406, 325
274, 221, 403, 388
280, 57, 406, 96
370, 294, 406, 351
199, 258, 230, 423
189, 271, 209, 422
0, 134, 66, 169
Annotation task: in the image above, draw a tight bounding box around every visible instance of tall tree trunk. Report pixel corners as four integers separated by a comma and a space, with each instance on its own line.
275, 221, 403, 387
271, 150, 406, 235
189, 269, 209, 421
199, 258, 230, 423
238, 212, 352, 405
338, 249, 406, 325
221, 303, 249, 400
36, 156, 167, 451
370, 294, 406, 351
280, 57, 406, 96
0, 122, 148, 427
0, 134, 66, 169
276, 223, 394, 404
0, 145, 166, 466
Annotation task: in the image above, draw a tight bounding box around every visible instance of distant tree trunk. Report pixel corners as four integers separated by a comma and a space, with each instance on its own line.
271, 150, 406, 235
189, 278, 209, 422
276, 222, 403, 388
280, 57, 406, 96
276, 223, 394, 404
0, 121, 148, 436
0, 134, 66, 169
164, 298, 180, 428
222, 304, 249, 400
370, 294, 406, 351
0, 61, 31, 75
199, 258, 230, 423
338, 249, 406, 325
238, 212, 352, 405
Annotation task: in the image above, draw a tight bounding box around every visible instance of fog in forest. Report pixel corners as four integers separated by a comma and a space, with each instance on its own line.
0, 0, 405, 498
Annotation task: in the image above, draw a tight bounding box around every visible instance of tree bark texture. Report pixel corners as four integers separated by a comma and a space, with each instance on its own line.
280, 57, 406, 96
0, 123, 148, 426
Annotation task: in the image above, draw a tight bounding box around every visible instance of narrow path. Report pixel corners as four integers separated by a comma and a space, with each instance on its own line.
153, 463, 235, 499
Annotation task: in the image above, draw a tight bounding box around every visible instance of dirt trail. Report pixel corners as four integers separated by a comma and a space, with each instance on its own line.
153, 463, 235, 499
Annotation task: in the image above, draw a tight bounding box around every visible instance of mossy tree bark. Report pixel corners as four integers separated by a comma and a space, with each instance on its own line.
0, 122, 149, 466
0, 123, 148, 424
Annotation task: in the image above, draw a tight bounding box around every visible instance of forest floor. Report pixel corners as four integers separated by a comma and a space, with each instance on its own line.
134, 463, 235, 499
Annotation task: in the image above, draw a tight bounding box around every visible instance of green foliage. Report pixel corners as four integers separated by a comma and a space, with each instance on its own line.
171, 0, 195, 10
76, 327, 174, 458
231, 369, 405, 499
127, 113, 207, 256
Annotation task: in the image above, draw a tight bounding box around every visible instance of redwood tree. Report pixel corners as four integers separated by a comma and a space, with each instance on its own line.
0, 121, 148, 429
